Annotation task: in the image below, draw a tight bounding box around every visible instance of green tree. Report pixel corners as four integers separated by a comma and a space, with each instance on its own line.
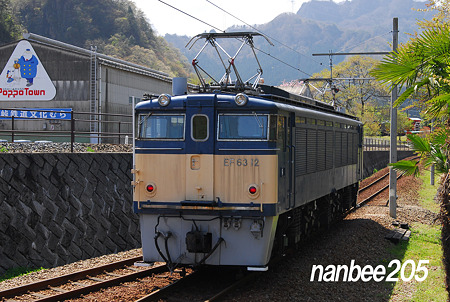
0, 0, 21, 43
312, 56, 390, 118
11, 0, 193, 78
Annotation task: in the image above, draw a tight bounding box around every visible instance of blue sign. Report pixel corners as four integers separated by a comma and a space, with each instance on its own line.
0, 108, 72, 120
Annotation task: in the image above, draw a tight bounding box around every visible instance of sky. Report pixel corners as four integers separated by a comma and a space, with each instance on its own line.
133, 0, 347, 37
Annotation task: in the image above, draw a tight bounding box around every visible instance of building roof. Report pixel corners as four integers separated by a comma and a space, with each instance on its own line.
21, 33, 172, 83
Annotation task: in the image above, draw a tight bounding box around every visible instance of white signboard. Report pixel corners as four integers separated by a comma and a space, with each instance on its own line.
0, 40, 56, 101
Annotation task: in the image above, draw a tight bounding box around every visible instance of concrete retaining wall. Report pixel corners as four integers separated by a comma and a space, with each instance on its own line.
363, 150, 415, 179
0, 153, 139, 275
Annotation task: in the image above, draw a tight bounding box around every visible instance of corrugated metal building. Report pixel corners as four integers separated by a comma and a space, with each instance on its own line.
0, 33, 174, 143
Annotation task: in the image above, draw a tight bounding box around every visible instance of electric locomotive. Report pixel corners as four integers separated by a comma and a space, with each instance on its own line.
132, 32, 363, 270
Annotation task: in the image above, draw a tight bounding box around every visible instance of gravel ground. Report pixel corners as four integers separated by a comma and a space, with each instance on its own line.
0, 165, 440, 301
0, 249, 142, 291
225, 167, 439, 302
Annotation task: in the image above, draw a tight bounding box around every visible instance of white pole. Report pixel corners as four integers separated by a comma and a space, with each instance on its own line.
389, 18, 399, 218
431, 119, 435, 185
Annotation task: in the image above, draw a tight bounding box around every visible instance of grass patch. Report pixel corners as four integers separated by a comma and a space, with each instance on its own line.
417, 169, 440, 214
388, 224, 445, 301
387, 170, 446, 301
0, 266, 44, 282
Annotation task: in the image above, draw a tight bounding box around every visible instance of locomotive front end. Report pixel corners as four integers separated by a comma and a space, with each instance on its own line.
133, 93, 280, 269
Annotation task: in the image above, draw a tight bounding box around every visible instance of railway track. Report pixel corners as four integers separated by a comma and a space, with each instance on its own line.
356, 156, 420, 208
136, 255, 284, 302
357, 171, 405, 207
135, 267, 263, 302
0, 256, 173, 302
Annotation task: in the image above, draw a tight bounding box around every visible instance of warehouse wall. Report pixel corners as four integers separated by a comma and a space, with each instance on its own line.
0, 153, 139, 275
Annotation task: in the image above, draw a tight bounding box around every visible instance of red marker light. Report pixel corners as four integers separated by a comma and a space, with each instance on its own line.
146, 184, 154, 193
249, 186, 257, 194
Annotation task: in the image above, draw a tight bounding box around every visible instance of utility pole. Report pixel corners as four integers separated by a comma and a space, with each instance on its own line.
431, 119, 435, 185
312, 18, 399, 218
389, 18, 399, 218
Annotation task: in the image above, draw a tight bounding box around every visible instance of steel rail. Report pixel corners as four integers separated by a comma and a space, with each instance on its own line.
204, 255, 283, 302
0, 256, 166, 301
358, 172, 390, 194
33, 264, 167, 302
133, 271, 198, 302
358, 172, 405, 207
204, 272, 257, 302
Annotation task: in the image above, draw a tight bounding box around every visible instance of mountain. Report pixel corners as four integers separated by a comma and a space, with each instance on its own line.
165, 0, 432, 85
7, 0, 191, 78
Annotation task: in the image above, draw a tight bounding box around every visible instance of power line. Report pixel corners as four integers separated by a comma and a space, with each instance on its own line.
336, 31, 392, 54
205, 0, 324, 66
254, 47, 312, 77
157, 0, 224, 33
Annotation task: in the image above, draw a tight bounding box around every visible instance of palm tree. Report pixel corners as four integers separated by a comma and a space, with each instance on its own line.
372, 26, 450, 120
372, 24, 450, 297
371, 26, 450, 175
390, 129, 449, 176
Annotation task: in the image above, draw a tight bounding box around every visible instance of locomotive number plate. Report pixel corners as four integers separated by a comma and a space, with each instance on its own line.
223, 158, 259, 167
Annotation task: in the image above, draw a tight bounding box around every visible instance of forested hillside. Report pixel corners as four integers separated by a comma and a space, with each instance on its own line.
1, 0, 191, 78
0, 0, 20, 43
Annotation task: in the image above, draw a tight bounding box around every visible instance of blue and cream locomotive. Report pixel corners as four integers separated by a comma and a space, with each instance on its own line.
133, 32, 362, 270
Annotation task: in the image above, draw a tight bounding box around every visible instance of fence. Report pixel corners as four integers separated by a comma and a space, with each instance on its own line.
363, 137, 410, 151
0, 109, 132, 151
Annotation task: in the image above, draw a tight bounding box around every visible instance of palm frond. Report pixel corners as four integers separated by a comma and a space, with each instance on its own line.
406, 134, 431, 153
389, 160, 420, 177
394, 77, 430, 107
424, 94, 450, 118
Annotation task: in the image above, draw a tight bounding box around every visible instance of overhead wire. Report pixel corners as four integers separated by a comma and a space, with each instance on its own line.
205, 0, 324, 67
157, 0, 313, 77
157, 0, 224, 33
335, 31, 392, 54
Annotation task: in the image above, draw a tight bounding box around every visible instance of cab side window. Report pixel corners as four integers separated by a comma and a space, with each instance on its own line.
192, 115, 209, 141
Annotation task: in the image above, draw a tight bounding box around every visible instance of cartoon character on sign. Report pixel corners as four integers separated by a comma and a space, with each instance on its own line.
18, 48, 38, 87
5, 59, 20, 85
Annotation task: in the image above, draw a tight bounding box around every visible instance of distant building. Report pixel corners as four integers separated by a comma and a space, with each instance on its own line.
0, 33, 173, 143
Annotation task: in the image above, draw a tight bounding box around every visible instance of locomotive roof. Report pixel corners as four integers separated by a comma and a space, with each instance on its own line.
135, 90, 359, 123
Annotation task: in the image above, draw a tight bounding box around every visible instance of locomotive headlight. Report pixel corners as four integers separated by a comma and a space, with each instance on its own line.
157, 94, 171, 107
145, 182, 157, 197
234, 93, 248, 106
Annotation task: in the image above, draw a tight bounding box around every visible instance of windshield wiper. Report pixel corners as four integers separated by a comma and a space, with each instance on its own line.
139, 112, 152, 126
253, 112, 264, 136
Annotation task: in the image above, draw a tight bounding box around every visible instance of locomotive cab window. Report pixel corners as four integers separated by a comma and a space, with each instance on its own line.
192, 114, 209, 141
139, 114, 185, 140
218, 113, 269, 140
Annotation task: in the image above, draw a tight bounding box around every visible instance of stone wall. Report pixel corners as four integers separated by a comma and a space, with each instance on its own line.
0, 153, 139, 275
